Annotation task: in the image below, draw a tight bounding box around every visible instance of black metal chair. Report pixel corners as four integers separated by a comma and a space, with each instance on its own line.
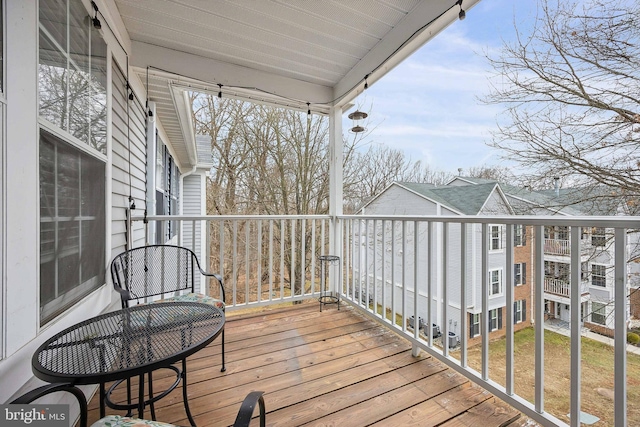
8, 384, 265, 427
110, 245, 226, 372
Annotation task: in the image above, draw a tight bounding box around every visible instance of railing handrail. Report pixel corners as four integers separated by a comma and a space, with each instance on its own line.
339, 213, 640, 228
134, 214, 332, 222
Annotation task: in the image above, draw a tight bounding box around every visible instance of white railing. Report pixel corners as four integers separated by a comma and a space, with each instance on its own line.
134, 214, 332, 308
544, 277, 590, 297
545, 238, 570, 255
545, 237, 593, 256
132, 213, 638, 427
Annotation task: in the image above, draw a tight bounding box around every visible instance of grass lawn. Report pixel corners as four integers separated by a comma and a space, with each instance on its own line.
466, 327, 640, 426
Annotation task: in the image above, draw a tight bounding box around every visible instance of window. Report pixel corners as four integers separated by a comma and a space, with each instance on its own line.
581, 262, 589, 281
592, 264, 606, 287
490, 225, 502, 250
591, 302, 606, 325
581, 227, 589, 240
469, 313, 480, 338
39, 0, 107, 325
489, 308, 502, 331
39, 130, 105, 324
514, 300, 527, 323
39, 0, 107, 153
592, 227, 606, 247
514, 263, 526, 286
514, 225, 526, 246
557, 226, 568, 240
155, 137, 180, 243
490, 269, 502, 296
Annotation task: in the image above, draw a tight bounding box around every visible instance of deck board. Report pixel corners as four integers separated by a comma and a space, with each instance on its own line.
86, 303, 534, 426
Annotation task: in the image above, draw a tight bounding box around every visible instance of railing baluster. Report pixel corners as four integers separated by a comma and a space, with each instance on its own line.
461, 222, 468, 367
614, 227, 627, 427
506, 224, 514, 395
427, 221, 433, 348
233, 220, 238, 306
481, 223, 488, 379
413, 221, 420, 350
245, 220, 250, 303
534, 224, 544, 414
280, 219, 285, 300
443, 222, 449, 358
257, 220, 262, 303
391, 220, 396, 327
402, 221, 407, 331
311, 219, 316, 295
269, 220, 273, 301
570, 226, 581, 427
381, 220, 386, 323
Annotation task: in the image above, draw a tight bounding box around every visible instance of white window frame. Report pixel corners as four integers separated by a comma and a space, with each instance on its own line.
514, 263, 526, 286
490, 269, 502, 296
592, 227, 606, 247
515, 300, 524, 323
38, 0, 108, 325
514, 224, 525, 246
489, 309, 499, 331
470, 313, 480, 338
490, 225, 502, 251
591, 302, 607, 325
592, 264, 607, 287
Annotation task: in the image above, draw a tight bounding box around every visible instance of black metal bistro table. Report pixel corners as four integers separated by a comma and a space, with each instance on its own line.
32, 302, 224, 426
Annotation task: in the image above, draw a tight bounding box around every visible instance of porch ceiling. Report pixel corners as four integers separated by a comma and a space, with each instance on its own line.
115, 0, 479, 169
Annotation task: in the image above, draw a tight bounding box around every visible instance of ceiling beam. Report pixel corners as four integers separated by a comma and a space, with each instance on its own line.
130, 41, 334, 107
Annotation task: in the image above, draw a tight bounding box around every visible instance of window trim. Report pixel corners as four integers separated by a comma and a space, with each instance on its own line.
592, 227, 606, 247
591, 301, 607, 325
490, 225, 502, 251
514, 224, 526, 246
470, 313, 480, 338
490, 269, 503, 297
591, 264, 607, 287
514, 263, 526, 286
514, 300, 524, 323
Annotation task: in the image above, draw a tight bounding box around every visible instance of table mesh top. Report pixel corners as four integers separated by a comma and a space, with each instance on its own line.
34, 302, 223, 382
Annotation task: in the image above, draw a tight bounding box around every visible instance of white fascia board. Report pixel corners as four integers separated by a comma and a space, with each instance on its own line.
169, 85, 197, 171
130, 41, 333, 109
333, 0, 482, 108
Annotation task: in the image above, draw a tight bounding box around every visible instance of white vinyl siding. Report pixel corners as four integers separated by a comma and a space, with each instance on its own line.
111, 61, 146, 257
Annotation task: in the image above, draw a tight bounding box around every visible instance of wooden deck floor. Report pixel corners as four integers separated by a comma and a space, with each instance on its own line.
87, 302, 534, 427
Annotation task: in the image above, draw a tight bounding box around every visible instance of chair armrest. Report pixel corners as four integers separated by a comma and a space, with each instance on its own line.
200, 270, 226, 303
233, 391, 265, 427
9, 383, 88, 427
113, 286, 133, 303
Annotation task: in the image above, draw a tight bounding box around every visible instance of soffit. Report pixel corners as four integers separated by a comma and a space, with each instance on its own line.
118, 0, 480, 169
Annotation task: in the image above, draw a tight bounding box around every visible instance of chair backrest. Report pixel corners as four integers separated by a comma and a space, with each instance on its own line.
111, 245, 201, 307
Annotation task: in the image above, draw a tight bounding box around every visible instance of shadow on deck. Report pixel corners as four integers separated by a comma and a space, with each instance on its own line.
87, 302, 536, 426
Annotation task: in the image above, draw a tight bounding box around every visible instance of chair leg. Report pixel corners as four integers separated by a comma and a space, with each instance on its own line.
220, 329, 226, 372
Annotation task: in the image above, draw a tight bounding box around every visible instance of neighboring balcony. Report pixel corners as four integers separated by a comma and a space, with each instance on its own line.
544, 238, 593, 256
544, 277, 590, 298
131, 213, 637, 427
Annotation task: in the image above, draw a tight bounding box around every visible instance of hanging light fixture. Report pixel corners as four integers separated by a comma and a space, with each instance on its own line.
457, 0, 466, 20
91, 1, 102, 29
348, 110, 367, 133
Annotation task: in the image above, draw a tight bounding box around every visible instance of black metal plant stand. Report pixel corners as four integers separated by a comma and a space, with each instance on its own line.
318, 255, 341, 312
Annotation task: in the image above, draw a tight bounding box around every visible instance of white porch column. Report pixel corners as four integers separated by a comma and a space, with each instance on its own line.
328, 106, 343, 293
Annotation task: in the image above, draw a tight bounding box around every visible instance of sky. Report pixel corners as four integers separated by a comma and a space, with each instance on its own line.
345, 0, 539, 176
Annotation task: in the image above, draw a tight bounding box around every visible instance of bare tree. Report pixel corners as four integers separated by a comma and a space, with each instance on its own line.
484, 0, 640, 200
344, 145, 453, 212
